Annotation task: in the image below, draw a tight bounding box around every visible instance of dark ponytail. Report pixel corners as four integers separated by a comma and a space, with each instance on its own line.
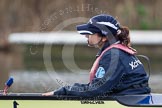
116, 26, 131, 47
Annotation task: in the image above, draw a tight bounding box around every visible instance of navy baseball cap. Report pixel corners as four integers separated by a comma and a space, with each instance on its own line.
76, 14, 121, 36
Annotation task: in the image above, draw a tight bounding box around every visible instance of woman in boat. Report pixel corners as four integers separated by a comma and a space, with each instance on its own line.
42, 14, 151, 97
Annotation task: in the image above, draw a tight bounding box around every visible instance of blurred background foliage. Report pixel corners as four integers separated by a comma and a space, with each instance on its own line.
0, 0, 162, 35
0, 0, 162, 91
1, 0, 162, 70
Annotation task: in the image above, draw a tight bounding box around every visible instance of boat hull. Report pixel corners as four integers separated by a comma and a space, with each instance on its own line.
0, 93, 162, 108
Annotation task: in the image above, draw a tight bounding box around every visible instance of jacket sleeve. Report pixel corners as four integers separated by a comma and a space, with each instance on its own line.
54, 49, 123, 97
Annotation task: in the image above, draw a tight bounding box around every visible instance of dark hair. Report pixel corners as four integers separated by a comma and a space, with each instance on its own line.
116, 26, 131, 47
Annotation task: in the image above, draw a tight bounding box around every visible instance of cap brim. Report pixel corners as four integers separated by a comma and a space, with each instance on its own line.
76, 24, 94, 35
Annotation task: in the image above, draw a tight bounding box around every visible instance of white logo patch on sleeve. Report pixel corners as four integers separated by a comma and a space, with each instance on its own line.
95, 67, 105, 78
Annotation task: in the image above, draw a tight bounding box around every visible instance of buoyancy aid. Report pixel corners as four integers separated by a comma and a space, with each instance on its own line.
89, 44, 136, 82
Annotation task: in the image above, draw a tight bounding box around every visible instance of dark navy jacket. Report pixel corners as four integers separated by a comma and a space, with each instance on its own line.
54, 42, 151, 97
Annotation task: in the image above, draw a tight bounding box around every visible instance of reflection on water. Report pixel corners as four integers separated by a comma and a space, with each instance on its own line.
9, 71, 162, 93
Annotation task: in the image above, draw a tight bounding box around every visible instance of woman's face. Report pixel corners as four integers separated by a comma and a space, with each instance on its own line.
85, 33, 107, 48
85, 33, 102, 46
